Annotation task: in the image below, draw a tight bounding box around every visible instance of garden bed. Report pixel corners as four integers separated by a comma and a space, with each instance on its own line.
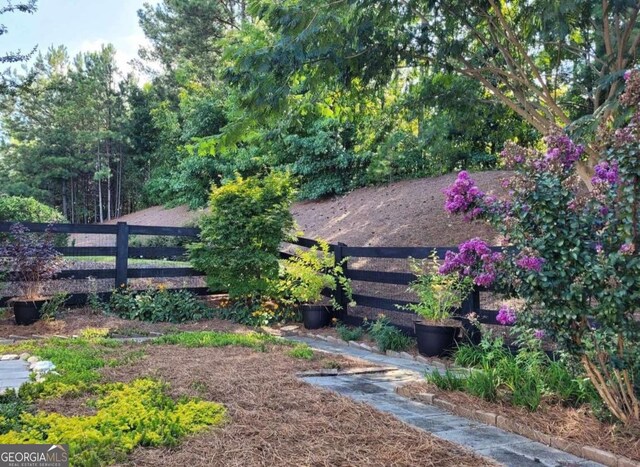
0, 330, 495, 466
397, 381, 640, 463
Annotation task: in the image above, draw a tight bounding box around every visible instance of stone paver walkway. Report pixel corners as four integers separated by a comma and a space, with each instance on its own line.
291, 336, 602, 467
0, 359, 30, 393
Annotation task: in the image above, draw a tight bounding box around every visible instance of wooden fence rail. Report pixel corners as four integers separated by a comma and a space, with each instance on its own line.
0, 221, 505, 334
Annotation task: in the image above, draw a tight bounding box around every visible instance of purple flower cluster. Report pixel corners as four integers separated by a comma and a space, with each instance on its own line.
619, 243, 635, 255
444, 171, 485, 220
543, 135, 584, 168
516, 255, 545, 272
496, 305, 517, 325
534, 329, 545, 339
500, 142, 528, 169
439, 238, 503, 287
591, 161, 619, 185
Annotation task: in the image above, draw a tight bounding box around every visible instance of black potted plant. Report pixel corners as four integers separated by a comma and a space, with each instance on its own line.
279, 239, 353, 329
0, 223, 63, 325
403, 256, 474, 357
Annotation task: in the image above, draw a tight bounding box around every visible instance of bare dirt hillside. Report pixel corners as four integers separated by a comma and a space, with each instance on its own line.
292, 171, 508, 247
99, 170, 508, 248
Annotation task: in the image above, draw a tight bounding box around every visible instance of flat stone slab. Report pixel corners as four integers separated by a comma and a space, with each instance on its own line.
297, 335, 603, 467
0, 360, 30, 392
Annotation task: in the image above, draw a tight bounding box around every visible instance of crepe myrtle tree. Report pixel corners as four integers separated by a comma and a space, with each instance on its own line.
443, 70, 640, 424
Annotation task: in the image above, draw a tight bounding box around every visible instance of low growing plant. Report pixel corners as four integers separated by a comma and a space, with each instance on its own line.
288, 343, 314, 359
366, 315, 414, 352
0, 379, 226, 466
426, 369, 466, 392
335, 322, 364, 342
39, 292, 69, 321
108, 287, 213, 323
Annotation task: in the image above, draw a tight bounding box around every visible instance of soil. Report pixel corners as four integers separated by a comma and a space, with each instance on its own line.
0, 304, 246, 338
87, 170, 509, 248
90, 344, 496, 467
398, 381, 640, 462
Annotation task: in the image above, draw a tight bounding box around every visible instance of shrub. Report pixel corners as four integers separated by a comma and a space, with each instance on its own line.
278, 239, 353, 310
0, 223, 63, 299
0, 196, 66, 224
0, 379, 225, 466
107, 287, 212, 323
335, 322, 364, 342
189, 172, 296, 302
366, 315, 414, 352
39, 292, 69, 320
402, 254, 473, 322
443, 72, 640, 424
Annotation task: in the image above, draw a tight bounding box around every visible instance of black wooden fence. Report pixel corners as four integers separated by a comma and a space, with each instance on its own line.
0, 221, 503, 335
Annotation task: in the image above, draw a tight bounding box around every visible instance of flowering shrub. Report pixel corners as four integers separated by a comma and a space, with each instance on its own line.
496, 305, 516, 325
443, 70, 640, 424
0, 223, 63, 299
438, 238, 504, 287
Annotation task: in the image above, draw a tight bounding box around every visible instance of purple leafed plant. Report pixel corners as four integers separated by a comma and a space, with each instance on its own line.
0, 223, 63, 299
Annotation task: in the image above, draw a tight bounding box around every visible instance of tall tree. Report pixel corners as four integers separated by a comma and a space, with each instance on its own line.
0, 0, 37, 94
228, 0, 640, 183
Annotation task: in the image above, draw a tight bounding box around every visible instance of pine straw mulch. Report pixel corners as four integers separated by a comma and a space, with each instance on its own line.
65, 343, 496, 467
0, 306, 246, 339
397, 381, 640, 462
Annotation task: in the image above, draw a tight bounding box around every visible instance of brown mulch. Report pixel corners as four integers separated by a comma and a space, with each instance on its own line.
0, 306, 246, 338
87, 344, 496, 467
398, 381, 640, 461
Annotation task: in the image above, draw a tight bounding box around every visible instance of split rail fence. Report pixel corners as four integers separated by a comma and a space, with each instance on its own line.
0, 221, 505, 335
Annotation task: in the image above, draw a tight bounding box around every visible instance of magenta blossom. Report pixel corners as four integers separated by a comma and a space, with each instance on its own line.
440, 238, 503, 287
534, 329, 545, 339
516, 255, 545, 272
444, 171, 485, 220
496, 305, 517, 325
543, 135, 584, 168
592, 161, 619, 185
619, 243, 635, 255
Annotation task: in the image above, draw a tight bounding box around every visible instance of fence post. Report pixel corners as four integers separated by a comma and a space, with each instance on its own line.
115, 222, 129, 288
460, 288, 480, 316
334, 242, 349, 320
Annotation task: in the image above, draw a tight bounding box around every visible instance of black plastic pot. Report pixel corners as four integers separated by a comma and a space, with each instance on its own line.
11, 298, 47, 325
414, 320, 458, 357
453, 316, 482, 346
300, 305, 332, 330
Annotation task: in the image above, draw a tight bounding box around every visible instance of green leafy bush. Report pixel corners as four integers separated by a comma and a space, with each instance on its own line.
108, 287, 212, 323
366, 316, 414, 352
213, 300, 298, 327
189, 172, 296, 301
335, 322, 364, 342
278, 239, 353, 310
0, 196, 66, 224
0, 379, 225, 466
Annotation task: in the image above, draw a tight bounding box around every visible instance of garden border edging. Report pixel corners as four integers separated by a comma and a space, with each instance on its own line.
403, 391, 638, 467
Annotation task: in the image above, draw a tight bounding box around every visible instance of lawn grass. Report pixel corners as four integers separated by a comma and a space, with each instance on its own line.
152, 330, 290, 351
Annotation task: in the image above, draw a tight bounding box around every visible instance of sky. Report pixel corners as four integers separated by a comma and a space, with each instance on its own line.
2, 0, 155, 77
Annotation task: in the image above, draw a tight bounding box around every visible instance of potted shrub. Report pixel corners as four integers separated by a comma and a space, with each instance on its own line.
279, 239, 353, 329
403, 255, 474, 357
0, 223, 63, 325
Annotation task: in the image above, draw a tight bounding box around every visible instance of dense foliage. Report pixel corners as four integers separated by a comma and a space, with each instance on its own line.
0, 196, 66, 223
189, 172, 295, 301
107, 286, 213, 323
431, 334, 596, 412
444, 72, 640, 424
0, 223, 62, 299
